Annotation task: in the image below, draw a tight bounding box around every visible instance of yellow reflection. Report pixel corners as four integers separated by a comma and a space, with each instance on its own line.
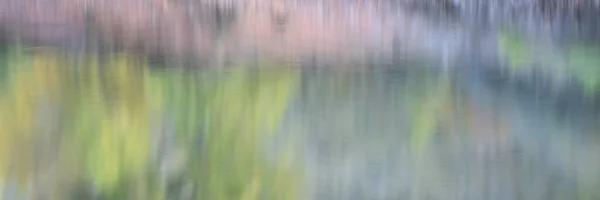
0, 47, 302, 200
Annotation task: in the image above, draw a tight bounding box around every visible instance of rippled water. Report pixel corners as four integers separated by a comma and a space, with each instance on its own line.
1, 1, 600, 200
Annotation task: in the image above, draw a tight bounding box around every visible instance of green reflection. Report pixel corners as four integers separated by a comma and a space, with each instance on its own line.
498, 31, 600, 96
0, 47, 302, 200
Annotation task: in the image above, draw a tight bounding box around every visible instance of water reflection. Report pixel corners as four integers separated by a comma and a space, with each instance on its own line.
1, 39, 600, 200
293, 60, 600, 199
0, 47, 300, 199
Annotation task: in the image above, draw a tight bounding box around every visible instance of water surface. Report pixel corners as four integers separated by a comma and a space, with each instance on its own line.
0, 2, 600, 199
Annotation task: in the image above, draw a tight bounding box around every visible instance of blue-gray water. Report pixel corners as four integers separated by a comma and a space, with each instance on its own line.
0, 1, 599, 199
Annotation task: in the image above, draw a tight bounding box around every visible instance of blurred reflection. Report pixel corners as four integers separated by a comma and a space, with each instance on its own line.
0, 47, 301, 200
292, 62, 600, 200
0, 0, 599, 197
1, 39, 600, 200
0, 41, 599, 199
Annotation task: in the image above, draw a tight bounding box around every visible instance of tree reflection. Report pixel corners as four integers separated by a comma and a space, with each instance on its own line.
0, 47, 302, 200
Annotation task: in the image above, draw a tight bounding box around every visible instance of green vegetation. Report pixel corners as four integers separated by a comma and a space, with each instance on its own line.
498, 31, 600, 96
407, 74, 454, 155
0, 47, 302, 200
498, 31, 533, 69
